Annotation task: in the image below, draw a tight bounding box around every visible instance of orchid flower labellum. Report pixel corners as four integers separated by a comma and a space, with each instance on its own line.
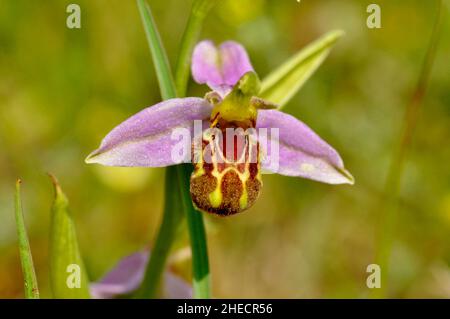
86, 40, 354, 216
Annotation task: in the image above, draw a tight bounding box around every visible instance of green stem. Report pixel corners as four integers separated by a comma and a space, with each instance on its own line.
136, 168, 184, 298
135, 0, 214, 299
373, 0, 443, 298
174, 0, 217, 298
135, 0, 181, 298
14, 179, 40, 299
175, 0, 217, 96
177, 165, 211, 298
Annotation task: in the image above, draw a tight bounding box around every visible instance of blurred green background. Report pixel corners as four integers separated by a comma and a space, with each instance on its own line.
1, 0, 449, 298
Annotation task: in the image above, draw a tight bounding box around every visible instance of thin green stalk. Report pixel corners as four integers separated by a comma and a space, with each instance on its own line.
173, 0, 216, 299
175, 0, 217, 96
136, 0, 212, 298
374, 0, 443, 298
14, 179, 39, 299
137, 0, 177, 100
177, 165, 210, 298
136, 168, 184, 298
135, 0, 180, 298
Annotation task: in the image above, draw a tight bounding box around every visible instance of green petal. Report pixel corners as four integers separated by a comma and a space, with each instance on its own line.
49, 174, 90, 299
14, 179, 40, 299
260, 30, 344, 108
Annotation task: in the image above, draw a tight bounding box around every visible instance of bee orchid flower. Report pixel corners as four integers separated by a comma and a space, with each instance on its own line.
86, 40, 354, 216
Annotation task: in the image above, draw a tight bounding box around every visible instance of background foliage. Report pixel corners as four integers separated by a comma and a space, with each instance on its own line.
1, 0, 449, 298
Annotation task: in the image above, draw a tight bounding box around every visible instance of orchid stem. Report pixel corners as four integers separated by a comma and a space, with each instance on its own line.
175, 0, 217, 96
373, 0, 443, 298
174, 0, 217, 298
136, 0, 213, 299
135, 0, 181, 298
177, 165, 211, 298
136, 168, 184, 298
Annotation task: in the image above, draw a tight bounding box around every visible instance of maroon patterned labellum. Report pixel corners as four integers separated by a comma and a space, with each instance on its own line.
190, 115, 262, 216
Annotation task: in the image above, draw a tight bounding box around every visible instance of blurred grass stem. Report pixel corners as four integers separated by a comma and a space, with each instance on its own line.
374, 0, 443, 298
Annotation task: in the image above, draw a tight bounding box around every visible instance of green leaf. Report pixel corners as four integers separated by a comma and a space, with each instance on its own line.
14, 179, 40, 299
175, 0, 218, 97
49, 174, 90, 299
136, 0, 177, 100
260, 30, 344, 108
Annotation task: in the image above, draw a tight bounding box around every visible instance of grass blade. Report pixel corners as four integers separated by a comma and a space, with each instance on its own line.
260, 30, 344, 108
136, 0, 177, 100
14, 179, 39, 299
49, 174, 90, 298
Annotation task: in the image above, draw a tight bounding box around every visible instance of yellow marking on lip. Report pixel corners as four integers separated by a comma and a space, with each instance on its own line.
239, 187, 248, 209
192, 166, 205, 179
209, 185, 223, 208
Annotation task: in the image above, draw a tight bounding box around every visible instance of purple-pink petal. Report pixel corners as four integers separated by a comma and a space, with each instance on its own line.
219, 41, 254, 86
90, 251, 192, 299
256, 110, 354, 185
192, 40, 254, 94
85, 98, 212, 167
